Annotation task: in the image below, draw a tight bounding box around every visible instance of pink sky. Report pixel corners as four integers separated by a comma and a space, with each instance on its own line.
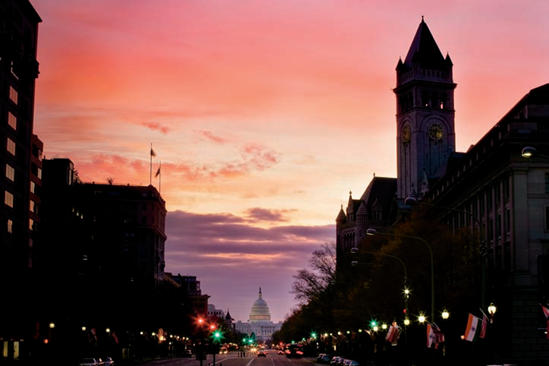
31, 0, 549, 323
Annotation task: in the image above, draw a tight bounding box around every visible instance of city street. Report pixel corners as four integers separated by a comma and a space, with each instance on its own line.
130, 351, 316, 366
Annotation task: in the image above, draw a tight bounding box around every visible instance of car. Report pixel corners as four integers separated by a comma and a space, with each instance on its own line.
103, 357, 114, 366
278, 350, 284, 355
79, 358, 98, 366
258, 351, 267, 357
318, 354, 332, 363
182, 349, 192, 357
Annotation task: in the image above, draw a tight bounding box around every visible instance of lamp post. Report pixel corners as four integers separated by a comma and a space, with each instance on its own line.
367, 228, 435, 324
351, 247, 409, 317
521, 146, 549, 160
404, 196, 487, 315
351, 247, 410, 363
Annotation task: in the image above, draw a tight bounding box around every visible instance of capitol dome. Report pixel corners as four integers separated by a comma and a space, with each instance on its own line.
249, 288, 271, 323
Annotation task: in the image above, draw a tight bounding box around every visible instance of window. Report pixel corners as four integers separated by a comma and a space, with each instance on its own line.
8, 112, 16, 130
7, 219, 13, 234
545, 173, 549, 194
29, 218, 34, 230
6, 138, 15, 156
5, 164, 14, 181
505, 209, 511, 234
10, 61, 18, 80
9, 86, 18, 105
30, 181, 35, 194
5, 191, 14, 208
30, 200, 37, 213
504, 177, 510, 200
546, 207, 549, 231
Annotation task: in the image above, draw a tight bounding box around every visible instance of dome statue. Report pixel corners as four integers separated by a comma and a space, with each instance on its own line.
249, 287, 271, 323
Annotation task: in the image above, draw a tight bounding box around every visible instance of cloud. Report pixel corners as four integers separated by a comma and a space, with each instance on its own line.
164, 210, 335, 322
241, 143, 279, 170
197, 130, 229, 145
244, 208, 295, 223
140, 122, 171, 134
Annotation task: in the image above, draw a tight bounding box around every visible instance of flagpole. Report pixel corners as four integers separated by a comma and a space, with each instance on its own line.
150, 143, 153, 185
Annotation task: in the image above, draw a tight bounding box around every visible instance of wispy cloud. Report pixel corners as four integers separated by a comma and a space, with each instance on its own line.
140, 122, 171, 134
197, 130, 229, 144
244, 208, 295, 223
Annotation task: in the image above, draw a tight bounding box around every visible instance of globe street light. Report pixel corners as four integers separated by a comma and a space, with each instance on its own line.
367, 228, 435, 324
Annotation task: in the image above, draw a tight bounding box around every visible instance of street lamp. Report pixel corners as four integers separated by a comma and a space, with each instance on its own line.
522, 146, 549, 160
351, 247, 409, 322
405, 196, 487, 314
367, 228, 435, 324
488, 303, 497, 323
521, 146, 537, 158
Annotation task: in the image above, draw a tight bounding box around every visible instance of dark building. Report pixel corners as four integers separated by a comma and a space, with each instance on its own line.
38, 158, 168, 362
170, 274, 210, 318
336, 18, 549, 363
0, 0, 41, 362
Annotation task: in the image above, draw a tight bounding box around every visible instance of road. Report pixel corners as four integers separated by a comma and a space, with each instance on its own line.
130, 351, 316, 366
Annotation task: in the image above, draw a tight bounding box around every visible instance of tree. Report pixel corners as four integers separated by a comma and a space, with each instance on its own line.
291, 242, 336, 304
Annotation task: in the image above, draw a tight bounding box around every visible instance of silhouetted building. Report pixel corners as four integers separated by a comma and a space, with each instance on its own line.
171, 274, 210, 317
37, 158, 168, 361
0, 0, 41, 362
335, 18, 549, 363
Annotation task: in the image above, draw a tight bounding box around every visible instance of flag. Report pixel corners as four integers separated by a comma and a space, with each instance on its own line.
541, 303, 549, 318
386, 323, 401, 345
432, 323, 445, 349
464, 314, 481, 342
150, 147, 156, 157
479, 315, 487, 339
155, 164, 161, 178
540, 304, 549, 339
427, 323, 444, 348
426, 323, 435, 348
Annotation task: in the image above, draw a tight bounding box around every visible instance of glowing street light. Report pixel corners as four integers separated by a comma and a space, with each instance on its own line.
351, 246, 409, 319
367, 228, 434, 323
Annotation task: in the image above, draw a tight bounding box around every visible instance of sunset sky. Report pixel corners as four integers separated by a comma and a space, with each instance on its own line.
31, 0, 549, 323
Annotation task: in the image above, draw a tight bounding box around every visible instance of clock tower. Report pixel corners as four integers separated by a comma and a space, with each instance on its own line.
394, 18, 456, 199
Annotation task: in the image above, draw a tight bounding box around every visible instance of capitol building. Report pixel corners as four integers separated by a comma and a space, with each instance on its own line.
234, 288, 282, 342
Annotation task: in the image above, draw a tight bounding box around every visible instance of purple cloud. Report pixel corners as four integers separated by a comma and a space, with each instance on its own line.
164, 210, 334, 322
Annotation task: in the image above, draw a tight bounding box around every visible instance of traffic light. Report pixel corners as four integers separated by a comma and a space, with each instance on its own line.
211, 329, 223, 343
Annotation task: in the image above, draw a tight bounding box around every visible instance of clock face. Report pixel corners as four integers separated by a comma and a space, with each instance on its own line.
402, 125, 411, 143
428, 123, 444, 140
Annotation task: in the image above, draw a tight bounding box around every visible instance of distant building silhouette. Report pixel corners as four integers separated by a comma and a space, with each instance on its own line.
170, 273, 211, 318
234, 288, 282, 342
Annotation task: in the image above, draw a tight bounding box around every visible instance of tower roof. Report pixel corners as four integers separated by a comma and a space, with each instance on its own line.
403, 18, 446, 68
